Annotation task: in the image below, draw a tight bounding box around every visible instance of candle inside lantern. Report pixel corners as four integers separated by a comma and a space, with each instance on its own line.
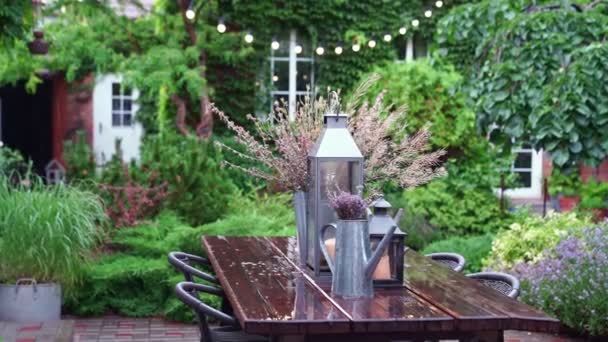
372, 254, 391, 280
324, 238, 336, 262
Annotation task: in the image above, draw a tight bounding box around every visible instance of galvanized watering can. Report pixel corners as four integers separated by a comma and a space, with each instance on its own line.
319, 219, 397, 298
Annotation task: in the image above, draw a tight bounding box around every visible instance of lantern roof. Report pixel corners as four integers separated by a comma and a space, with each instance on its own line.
309, 113, 363, 159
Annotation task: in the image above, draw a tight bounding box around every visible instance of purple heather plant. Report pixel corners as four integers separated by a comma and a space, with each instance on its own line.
513, 225, 608, 336
327, 190, 369, 220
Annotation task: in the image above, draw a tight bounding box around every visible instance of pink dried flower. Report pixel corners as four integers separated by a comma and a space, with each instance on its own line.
327, 190, 369, 220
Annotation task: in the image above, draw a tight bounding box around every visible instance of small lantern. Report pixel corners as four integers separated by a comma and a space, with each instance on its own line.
306, 106, 364, 279
368, 195, 406, 286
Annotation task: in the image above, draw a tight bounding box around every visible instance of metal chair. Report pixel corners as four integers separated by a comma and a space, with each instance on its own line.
168, 251, 221, 285
168, 251, 234, 317
426, 252, 466, 273
466, 272, 520, 299
175, 282, 268, 342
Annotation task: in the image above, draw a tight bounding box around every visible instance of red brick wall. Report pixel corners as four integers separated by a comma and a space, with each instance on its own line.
51, 74, 94, 164
580, 160, 608, 182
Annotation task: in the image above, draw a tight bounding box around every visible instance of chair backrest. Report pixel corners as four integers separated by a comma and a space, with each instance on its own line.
466, 272, 520, 299
175, 281, 238, 342
426, 252, 466, 273
168, 251, 220, 285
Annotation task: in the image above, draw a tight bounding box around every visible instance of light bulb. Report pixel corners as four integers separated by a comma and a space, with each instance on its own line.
435, 1, 443, 8
352, 43, 361, 52
316, 46, 325, 55
412, 19, 420, 27
424, 10, 432, 18
217, 21, 226, 33
334, 46, 343, 55
271, 40, 280, 50
185, 9, 195, 20
272, 75, 278, 82
244, 33, 254, 43
368, 39, 376, 48
399, 27, 407, 35
295, 45, 303, 54
60, 5, 67, 13
383, 33, 392, 42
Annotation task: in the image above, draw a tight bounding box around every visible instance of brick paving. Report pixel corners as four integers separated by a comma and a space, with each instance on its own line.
0, 316, 583, 342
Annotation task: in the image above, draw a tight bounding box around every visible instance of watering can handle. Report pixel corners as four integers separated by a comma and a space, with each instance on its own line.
319, 223, 337, 274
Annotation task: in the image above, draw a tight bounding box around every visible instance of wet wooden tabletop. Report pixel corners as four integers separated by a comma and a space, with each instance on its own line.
202, 236, 561, 336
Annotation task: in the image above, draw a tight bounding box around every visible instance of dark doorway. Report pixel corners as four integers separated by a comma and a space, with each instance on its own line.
0, 80, 53, 176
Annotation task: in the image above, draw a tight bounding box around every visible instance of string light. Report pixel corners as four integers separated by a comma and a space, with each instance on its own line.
272, 75, 279, 82
435, 1, 443, 8
399, 26, 407, 35
185, 2, 195, 20
217, 19, 226, 33
271, 38, 280, 50
383, 33, 392, 42
412, 19, 420, 27
60, 5, 67, 13
295, 44, 303, 54
352, 43, 361, 52
334, 45, 343, 55
424, 10, 432, 18
315, 46, 325, 55
244, 32, 254, 43
368, 39, 376, 48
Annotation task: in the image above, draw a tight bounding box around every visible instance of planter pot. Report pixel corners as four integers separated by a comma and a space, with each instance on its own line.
0, 279, 61, 322
558, 196, 580, 212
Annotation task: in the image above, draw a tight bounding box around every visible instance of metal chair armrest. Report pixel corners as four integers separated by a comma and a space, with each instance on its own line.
175, 282, 237, 327
168, 251, 220, 285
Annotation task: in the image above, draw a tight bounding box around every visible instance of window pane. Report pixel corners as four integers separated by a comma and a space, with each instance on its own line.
273, 61, 289, 91
414, 33, 427, 59
516, 171, 532, 188
123, 99, 132, 111
123, 114, 132, 126
112, 99, 121, 110
273, 38, 290, 57
394, 35, 407, 60
296, 61, 312, 91
112, 113, 121, 126
320, 161, 358, 199
112, 83, 120, 95
122, 86, 133, 95
514, 152, 532, 169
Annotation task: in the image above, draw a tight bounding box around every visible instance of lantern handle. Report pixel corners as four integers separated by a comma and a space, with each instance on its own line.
319, 223, 337, 274
327, 91, 341, 119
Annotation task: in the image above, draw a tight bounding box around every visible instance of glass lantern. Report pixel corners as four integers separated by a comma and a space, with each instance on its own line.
368, 196, 406, 287
307, 112, 364, 279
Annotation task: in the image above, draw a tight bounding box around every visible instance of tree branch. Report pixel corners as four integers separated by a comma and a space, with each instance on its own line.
171, 94, 190, 135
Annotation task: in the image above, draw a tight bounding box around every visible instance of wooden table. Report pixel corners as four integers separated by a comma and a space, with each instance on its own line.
202, 236, 561, 342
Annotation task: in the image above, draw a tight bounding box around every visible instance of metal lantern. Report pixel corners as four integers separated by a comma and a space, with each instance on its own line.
368, 196, 406, 286
307, 111, 364, 279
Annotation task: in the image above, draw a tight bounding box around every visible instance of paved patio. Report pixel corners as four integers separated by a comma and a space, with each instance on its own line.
0, 316, 582, 342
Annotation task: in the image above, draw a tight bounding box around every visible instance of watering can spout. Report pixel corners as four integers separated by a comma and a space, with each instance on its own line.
364, 225, 397, 279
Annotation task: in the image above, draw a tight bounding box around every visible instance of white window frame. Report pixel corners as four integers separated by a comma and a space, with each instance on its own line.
111, 82, 134, 127
269, 30, 314, 120
504, 147, 544, 198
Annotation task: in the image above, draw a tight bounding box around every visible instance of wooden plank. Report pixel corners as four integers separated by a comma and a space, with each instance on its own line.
403, 249, 561, 333
268, 237, 454, 333
202, 236, 350, 335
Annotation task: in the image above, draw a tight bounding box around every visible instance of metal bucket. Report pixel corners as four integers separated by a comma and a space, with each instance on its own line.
0, 279, 62, 321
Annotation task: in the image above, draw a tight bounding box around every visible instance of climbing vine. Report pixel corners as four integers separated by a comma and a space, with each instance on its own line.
436, 0, 608, 169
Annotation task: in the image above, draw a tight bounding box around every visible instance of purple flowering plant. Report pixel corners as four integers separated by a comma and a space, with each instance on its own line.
327, 190, 369, 220
513, 225, 608, 336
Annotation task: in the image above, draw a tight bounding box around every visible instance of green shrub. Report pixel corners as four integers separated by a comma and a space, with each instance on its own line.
0, 144, 32, 179
422, 234, 494, 273
484, 211, 590, 270
356, 60, 475, 154
141, 132, 237, 226
67, 192, 294, 321
63, 130, 96, 183
0, 176, 106, 288
396, 177, 511, 239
